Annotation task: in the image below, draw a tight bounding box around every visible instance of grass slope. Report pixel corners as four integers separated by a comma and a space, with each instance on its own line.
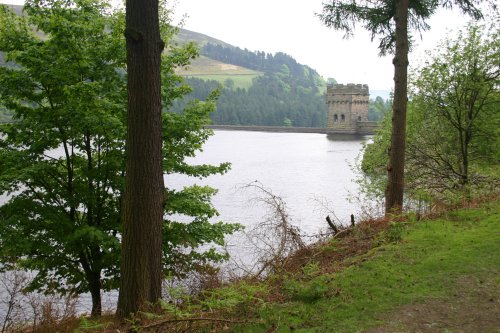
175, 55, 262, 90
25, 200, 499, 332
232, 201, 500, 333
173, 29, 264, 90
175, 28, 234, 49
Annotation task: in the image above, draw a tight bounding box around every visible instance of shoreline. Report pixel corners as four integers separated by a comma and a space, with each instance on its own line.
205, 124, 327, 134
206, 125, 374, 138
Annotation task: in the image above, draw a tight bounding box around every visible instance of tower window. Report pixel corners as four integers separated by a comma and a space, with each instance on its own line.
358, 116, 362, 121
341, 114, 345, 122
334, 114, 338, 122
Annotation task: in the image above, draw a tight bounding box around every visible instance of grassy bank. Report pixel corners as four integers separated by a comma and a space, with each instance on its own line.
175, 199, 500, 333
232, 200, 499, 332
26, 199, 500, 332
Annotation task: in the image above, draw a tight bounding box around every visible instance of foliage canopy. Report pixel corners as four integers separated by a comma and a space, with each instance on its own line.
318, 0, 483, 56
0, 0, 240, 316
362, 21, 499, 204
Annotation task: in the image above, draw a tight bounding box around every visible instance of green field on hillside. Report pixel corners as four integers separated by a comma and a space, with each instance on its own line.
184, 74, 260, 90
176, 55, 262, 90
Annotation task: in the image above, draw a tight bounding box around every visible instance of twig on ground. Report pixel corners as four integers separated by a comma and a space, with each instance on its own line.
138, 317, 260, 331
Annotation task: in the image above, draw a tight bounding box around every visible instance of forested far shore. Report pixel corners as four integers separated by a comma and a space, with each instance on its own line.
171, 43, 391, 127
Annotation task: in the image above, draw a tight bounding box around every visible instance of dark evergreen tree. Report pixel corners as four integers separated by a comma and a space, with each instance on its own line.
319, 0, 486, 215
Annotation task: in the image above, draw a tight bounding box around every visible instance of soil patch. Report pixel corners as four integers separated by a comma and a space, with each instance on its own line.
365, 275, 500, 333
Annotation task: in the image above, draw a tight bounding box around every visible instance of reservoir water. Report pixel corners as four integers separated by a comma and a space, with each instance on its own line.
167, 130, 369, 233
0, 130, 370, 316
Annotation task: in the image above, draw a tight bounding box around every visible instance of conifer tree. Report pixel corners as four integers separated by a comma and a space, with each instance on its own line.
319, 0, 485, 215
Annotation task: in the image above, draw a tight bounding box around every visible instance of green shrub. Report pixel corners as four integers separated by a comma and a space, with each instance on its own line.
376, 222, 406, 245
199, 282, 266, 313
283, 275, 331, 303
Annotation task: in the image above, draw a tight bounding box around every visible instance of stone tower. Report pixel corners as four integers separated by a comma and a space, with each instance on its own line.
326, 83, 369, 133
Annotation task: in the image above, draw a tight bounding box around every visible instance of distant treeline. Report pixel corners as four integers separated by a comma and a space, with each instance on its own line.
171, 43, 328, 127
369, 96, 391, 121
175, 76, 327, 127
202, 43, 322, 79
172, 43, 389, 126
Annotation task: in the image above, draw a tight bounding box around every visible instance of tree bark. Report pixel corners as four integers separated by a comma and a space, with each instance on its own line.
117, 0, 164, 317
88, 271, 102, 317
80, 253, 102, 317
385, 0, 409, 216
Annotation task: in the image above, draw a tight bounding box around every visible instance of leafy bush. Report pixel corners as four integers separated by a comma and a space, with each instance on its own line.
283, 275, 331, 303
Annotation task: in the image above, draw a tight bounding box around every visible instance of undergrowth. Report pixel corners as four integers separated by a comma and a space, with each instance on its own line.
231, 199, 500, 332
13, 199, 499, 333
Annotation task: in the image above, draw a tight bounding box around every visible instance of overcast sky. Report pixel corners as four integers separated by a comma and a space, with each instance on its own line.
2, 0, 475, 91
172, 0, 474, 91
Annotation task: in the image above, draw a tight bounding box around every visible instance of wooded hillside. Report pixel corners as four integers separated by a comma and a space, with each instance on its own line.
173, 43, 328, 127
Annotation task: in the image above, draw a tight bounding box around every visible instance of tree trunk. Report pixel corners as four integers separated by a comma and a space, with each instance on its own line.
117, 0, 164, 318
80, 254, 103, 317
88, 271, 102, 317
385, 0, 409, 216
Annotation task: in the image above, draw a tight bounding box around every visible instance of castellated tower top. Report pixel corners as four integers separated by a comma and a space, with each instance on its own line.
326, 83, 369, 96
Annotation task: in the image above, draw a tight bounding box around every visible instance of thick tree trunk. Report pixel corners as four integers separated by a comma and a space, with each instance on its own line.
117, 0, 164, 317
385, 0, 409, 216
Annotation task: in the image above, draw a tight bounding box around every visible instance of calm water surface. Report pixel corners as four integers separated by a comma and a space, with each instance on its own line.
168, 130, 369, 233
0, 130, 370, 315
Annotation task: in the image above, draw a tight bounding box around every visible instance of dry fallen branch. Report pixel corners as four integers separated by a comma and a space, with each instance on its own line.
138, 316, 259, 331
236, 181, 306, 278
331, 227, 352, 239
